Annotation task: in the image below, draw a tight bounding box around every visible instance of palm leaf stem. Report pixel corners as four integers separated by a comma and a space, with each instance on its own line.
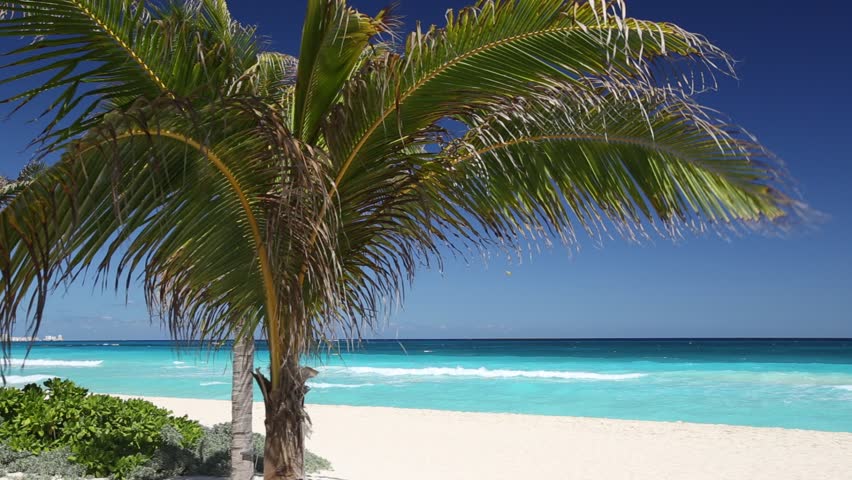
65, 0, 173, 97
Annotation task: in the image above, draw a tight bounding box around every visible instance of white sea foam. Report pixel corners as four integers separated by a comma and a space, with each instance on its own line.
200, 381, 227, 386
174, 365, 195, 369
8, 359, 102, 368
4, 374, 55, 385
320, 366, 646, 381
833, 385, 852, 391
308, 382, 375, 389
666, 371, 852, 387
173, 361, 186, 365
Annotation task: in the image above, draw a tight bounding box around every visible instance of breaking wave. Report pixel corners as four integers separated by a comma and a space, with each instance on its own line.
8, 359, 102, 368
4, 374, 55, 385
319, 366, 646, 381
308, 382, 375, 389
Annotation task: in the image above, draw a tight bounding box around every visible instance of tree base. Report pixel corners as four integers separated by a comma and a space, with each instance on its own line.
253, 359, 317, 480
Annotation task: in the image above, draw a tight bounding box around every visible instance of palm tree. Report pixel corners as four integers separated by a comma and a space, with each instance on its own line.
0, 1, 807, 478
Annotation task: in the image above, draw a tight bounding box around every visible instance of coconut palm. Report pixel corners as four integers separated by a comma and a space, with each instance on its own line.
0, 0, 806, 478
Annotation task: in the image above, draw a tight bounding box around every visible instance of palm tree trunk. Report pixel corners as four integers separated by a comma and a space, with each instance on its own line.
253, 356, 317, 480
231, 335, 256, 480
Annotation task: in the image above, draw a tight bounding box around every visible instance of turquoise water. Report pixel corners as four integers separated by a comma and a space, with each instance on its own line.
4, 339, 852, 432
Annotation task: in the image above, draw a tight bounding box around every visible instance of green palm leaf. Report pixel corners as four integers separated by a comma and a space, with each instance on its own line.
0, 98, 289, 347
324, 0, 730, 190
292, 0, 390, 142
441, 84, 800, 249
0, 0, 257, 151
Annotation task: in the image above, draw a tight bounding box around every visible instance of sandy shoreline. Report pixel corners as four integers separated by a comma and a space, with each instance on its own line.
124, 395, 852, 480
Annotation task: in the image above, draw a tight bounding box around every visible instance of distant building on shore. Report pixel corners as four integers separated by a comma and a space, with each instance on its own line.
1, 334, 64, 342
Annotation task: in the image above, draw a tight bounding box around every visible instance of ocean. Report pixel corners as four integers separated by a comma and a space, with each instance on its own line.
4, 339, 852, 432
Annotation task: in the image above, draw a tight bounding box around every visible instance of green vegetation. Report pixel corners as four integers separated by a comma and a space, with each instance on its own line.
0, 378, 201, 477
0, 445, 86, 480
0, 379, 330, 479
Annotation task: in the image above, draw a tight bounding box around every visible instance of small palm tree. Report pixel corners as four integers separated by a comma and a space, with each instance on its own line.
0, 1, 806, 479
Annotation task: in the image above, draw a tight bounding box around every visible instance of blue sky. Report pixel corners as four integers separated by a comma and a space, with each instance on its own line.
2, 0, 851, 339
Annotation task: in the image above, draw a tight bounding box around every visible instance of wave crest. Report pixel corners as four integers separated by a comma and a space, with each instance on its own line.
319, 366, 646, 381
308, 382, 375, 389
4, 374, 55, 385
9, 359, 102, 367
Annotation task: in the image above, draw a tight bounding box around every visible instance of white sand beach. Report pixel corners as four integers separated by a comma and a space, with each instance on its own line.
135, 396, 852, 480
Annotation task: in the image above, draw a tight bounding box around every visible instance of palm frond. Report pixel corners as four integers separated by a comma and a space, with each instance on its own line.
0, 97, 302, 354
292, 0, 390, 142
298, 85, 807, 345
299, 143, 462, 343
0, 0, 257, 152
324, 0, 730, 191
238, 52, 298, 97
287, 0, 742, 331
439, 83, 802, 250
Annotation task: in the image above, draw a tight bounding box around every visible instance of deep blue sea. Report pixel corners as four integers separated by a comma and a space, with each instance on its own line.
4, 339, 852, 432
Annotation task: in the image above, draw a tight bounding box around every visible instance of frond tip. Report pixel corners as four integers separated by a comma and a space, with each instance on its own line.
442, 83, 807, 248
0, 0, 258, 153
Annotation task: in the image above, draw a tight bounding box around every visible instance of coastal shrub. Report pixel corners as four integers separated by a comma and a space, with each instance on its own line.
126, 425, 201, 480
0, 379, 332, 479
0, 446, 87, 479
0, 443, 29, 465
0, 378, 202, 478
304, 449, 333, 473
190, 422, 243, 476
127, 423, 332, 479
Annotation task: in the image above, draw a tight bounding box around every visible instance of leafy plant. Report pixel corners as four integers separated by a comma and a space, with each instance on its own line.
0, 378, 202, 478
192, 422, 245, 476
122, 422, 331, 479
0, 446, 86, 479
304, 449, 332, 474
0, 379, 331, 479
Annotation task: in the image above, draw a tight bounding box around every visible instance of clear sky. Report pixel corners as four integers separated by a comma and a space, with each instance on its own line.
2, 0, 851, 340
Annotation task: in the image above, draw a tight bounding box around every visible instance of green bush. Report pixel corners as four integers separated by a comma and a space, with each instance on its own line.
0, 378, 202, 478
130, 422, 331, 478
0, 379, 332, 479
190, 422, 245, 476
0, 446, 87, 479
305, 449, 332, 473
